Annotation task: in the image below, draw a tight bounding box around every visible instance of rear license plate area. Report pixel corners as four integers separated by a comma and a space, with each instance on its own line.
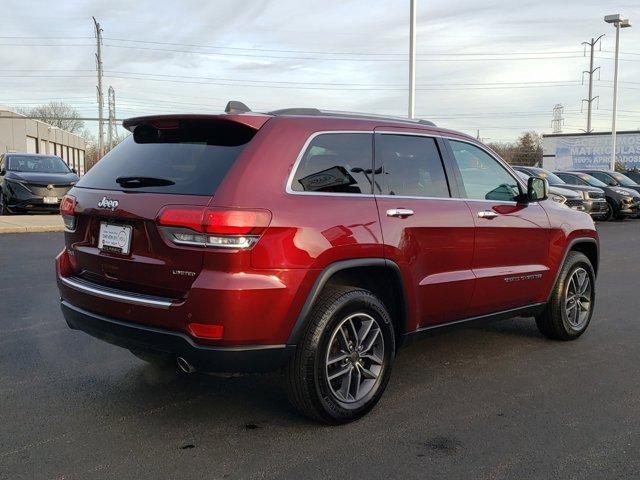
98, 222, 132, 255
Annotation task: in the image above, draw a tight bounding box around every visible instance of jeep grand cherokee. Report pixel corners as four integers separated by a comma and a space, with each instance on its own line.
56, 104, 599, 424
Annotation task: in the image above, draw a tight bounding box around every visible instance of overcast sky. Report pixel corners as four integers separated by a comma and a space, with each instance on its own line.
1, 0, 639, 142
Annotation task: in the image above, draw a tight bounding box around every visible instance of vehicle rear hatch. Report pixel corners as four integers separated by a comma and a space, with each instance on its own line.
63, 114, 270, 300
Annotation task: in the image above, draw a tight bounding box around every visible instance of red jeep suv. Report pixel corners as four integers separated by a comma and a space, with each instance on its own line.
56, 104, 599, 424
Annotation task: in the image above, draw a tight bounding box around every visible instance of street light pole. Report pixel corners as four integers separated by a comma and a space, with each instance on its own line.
605, 14, 632, 171
611, 22, 620, 171
408, 0, 417, 119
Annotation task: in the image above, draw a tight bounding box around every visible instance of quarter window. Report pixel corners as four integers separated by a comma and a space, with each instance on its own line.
291, 133, 373, 194
449, 140, 520, 202
374, 134, 450, 197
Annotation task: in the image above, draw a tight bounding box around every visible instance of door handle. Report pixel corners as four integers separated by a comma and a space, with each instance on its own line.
386, 208, 414, 218
477, 210, 499, 219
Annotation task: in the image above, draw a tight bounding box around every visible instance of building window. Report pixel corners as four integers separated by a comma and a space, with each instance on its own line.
26, 136, 38, 154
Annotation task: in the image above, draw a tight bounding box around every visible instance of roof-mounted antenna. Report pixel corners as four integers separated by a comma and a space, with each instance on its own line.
225, 101, 251, 114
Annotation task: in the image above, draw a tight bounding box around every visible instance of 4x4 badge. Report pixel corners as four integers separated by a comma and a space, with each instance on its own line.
97, 196, 119, 211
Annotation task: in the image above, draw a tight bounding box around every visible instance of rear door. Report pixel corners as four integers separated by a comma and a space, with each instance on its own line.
373, 129, 475, 327
66, 118, 259, 299
444, 139, 550, 316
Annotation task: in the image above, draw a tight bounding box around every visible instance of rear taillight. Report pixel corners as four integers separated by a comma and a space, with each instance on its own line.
157, 206, 271, 249
60, 195, 77, 231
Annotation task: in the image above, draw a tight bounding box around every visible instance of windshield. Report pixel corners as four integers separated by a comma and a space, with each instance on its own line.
611, 172, 638, 187
7, 155, 71, 174
578, 174, 607, 188
532, 169, 566, 186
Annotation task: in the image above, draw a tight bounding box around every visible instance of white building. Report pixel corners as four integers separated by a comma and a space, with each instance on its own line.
0, 108, 87, 175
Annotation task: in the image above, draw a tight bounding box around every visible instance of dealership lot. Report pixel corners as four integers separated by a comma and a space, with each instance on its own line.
1, 222, 639, 480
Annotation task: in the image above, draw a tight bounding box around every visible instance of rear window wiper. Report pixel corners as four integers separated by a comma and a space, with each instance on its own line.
115, 176, 175, 188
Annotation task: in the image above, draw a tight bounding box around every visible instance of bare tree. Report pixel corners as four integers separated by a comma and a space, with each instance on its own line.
488, 131, 543, 167
16, 101, 85, 134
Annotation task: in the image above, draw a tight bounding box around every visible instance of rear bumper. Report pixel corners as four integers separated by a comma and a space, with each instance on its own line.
61, 300, 294, 373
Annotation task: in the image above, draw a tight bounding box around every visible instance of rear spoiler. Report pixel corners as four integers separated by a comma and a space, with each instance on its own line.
122, 113, 272, 132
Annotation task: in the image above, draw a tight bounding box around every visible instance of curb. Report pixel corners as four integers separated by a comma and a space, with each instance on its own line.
0, 217, 65, 234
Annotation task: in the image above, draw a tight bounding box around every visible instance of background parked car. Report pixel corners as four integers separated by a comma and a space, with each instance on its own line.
514, 166, 608, 220
573, 169, 640, 196
0, 153, 78, 215
555, 171, 640, 221
515, 171, 585, 211
623, 170, 640, 184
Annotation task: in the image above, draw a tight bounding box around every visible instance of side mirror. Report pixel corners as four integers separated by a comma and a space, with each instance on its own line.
0, 168, 5, 176
527, 176, 548, 202
608, 181, 617, 186
71, 168, 77, 174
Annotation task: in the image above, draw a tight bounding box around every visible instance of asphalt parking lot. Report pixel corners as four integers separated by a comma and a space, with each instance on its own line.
1, 221, 639, 480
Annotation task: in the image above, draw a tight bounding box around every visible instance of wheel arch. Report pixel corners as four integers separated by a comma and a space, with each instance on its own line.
546, 237, 599, 303
287, 258, 408, 346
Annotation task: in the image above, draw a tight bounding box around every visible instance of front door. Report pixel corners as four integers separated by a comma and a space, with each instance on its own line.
373, 130, 475, 328
445, 139, 550, 317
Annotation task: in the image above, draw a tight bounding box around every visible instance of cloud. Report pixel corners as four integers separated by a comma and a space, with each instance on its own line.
1, 0, 639, 141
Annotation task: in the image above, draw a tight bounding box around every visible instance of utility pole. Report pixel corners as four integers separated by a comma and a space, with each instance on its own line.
408, 0, 417, 119
107, 86, 116, 151
581, 35, 604, 133
93, 17, 104, 158
552, 104, 565, 134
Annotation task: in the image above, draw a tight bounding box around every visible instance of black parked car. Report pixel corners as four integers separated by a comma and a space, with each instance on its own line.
0, 153, 79, 215
573, 169, 640, 195
513, 166, 609, 220
555, 171, 640, 221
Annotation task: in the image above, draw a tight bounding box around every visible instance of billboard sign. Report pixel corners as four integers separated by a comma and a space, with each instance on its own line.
543, 132, 640, 171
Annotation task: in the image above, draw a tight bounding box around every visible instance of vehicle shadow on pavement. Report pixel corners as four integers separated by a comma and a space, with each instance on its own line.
91, 316, 548, 429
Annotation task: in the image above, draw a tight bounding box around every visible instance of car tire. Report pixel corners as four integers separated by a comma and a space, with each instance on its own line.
602, 199, 615, 221
0, 191, 10, 216
130, 349, 176, 369
284, 285, 395, 424
535, 251, 595, 341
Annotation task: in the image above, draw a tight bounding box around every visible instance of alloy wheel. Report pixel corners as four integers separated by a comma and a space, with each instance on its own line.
325, 313, 385, 404
565, 267, 592, 330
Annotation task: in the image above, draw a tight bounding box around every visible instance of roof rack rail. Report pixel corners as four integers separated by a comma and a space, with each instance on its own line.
266, 108, 436, 127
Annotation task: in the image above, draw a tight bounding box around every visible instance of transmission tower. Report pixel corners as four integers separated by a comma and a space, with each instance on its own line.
581, 35, 604, 133
552, 104, 564, 134
107, 86, 116, 150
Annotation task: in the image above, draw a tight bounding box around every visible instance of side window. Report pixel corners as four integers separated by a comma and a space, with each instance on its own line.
374, 134, 450, 197
449, 140, 520, 202
291, 133, 373, 194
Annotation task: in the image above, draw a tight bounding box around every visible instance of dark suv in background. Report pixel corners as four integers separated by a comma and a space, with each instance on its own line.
56, 106, 599, 423
513, 166, 608, 220
0, 153, 79, 215
573, 169, 640, 195
555, 171, 640, 221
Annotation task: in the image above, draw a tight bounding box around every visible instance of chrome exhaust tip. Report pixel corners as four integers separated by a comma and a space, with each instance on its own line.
177, 357, 196, 374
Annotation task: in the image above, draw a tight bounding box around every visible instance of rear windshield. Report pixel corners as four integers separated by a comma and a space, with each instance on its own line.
76, 120, 255, 195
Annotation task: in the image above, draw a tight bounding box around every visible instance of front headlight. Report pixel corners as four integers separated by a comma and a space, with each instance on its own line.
5, 178, 32, 193
551, 194, 566, 204
614, 189, 630, 195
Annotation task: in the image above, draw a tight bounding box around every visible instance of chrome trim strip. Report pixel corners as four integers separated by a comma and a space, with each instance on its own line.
60, 276, 174, 309
284, 129, 526, 202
